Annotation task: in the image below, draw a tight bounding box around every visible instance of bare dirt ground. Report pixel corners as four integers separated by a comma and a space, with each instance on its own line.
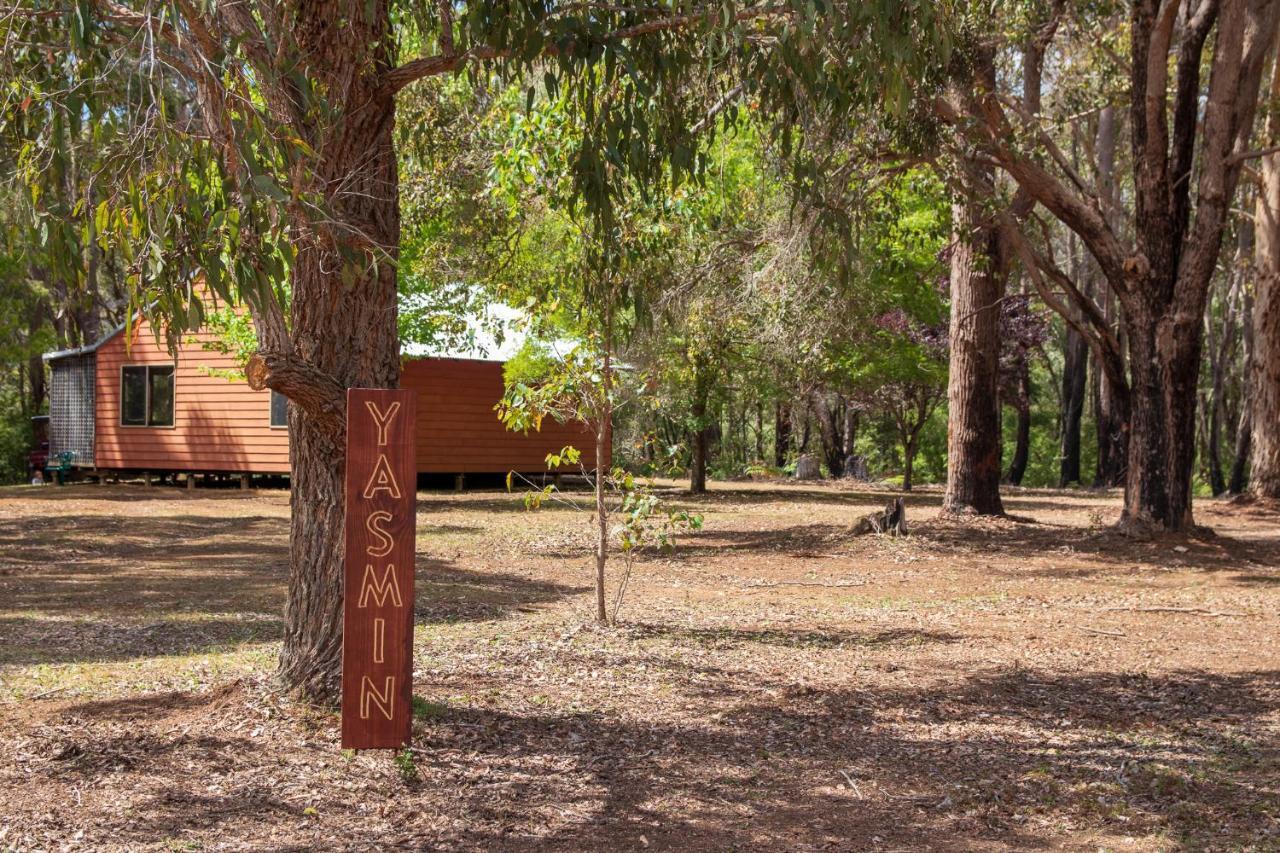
0, 481, 1277, 851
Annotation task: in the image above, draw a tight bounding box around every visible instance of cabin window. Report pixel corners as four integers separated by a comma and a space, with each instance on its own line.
120, 365, 175, 427
269, 390, 289, 428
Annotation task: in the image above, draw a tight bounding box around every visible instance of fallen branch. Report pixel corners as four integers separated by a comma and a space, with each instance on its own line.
1079, 625, 1126, 637
1102, 606, 1246, 617
744, 579, 868, 588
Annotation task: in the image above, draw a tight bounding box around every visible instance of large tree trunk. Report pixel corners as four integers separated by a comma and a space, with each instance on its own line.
1119, 308, 1201, 532
271, 6, 402, 703
1251, 103, 1280, 497
943, 171, 1005, 516
1115, 0, 1278, 532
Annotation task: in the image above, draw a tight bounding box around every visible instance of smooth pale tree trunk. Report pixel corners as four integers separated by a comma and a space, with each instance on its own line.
1091, 106, 1129, 488
1251, 104, 1280, 498
943, 172, 1005, 516
842, 408, 858, 459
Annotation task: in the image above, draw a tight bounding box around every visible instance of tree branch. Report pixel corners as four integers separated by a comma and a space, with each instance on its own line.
383, 4, 792, 92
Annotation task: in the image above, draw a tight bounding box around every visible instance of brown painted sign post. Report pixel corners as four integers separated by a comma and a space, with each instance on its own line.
341, 388, 416, 749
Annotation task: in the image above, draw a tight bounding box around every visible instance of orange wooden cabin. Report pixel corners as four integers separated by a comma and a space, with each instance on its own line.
42, 316, 597, 481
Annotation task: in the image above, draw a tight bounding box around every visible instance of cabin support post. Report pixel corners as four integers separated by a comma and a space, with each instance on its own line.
186, 473, 196, 491
143, 471, 152, 487
240, 474, 251, 490
553, 473, 562, 488
454, 473, 465, 492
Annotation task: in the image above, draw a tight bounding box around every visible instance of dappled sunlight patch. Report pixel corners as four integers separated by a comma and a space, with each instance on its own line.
1, 484, 1278, 847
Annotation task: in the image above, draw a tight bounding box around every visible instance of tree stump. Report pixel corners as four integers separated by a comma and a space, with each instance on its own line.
842, 455, 869, 481
794, 454, 822, 480
850, 498, 908, 537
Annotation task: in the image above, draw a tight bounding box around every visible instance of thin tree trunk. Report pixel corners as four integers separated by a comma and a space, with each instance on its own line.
689, 359, 710, 494
1092, 106, 1129, 488
1230, 281, 1255, 494
902, 426, 922, 492
812, 390, 844, 477
690, 426, 708, 494
1204, 269, 1242, 496
1093, 280, 1129, 487
943, 163, 1005, 516
755, 402, 764, 462
1060, 325, 1088, 486
842, 407, 858, 458
1005, 356, 1031, 486
773, 401, 791, 468
595, 309, 613, 625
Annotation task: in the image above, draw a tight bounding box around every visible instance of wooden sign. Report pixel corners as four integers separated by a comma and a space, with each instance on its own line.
341, 388, 416, 749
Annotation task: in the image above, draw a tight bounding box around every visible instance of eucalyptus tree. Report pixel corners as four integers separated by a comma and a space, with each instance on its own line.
1250, 60, 1280, 499
2, 0, 951, 699
940, 0, 1280, 532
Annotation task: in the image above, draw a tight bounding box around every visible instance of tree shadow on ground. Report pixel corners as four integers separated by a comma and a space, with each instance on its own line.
0, 510, 586, 665
419, 666, 1280, 850
911, 516, 1280, 581
0, 484, 281, 503
12, 654, 1277, 848
620, 622, 961, 651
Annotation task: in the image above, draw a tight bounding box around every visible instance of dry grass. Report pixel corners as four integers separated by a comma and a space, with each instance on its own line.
0, 480, 1277, 850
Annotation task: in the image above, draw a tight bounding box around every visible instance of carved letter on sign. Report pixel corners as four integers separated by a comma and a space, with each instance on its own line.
341, 388, 416, 749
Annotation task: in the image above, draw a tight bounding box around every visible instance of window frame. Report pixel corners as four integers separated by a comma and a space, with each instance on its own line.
269, 389, 289, 430
119, 364, 177, 429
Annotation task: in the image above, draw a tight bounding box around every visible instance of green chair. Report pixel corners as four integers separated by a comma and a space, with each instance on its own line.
46, 451, 77, 485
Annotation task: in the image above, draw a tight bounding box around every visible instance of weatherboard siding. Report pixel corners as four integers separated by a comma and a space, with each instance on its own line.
403, 358, 600, 473
90, 319, 597, 474
94, 323, 289, 472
